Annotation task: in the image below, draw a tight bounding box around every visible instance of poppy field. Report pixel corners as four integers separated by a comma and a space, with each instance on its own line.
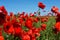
0, 2, 60, 40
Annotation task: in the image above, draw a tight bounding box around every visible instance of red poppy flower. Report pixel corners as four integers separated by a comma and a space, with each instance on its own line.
0, 6, 8, 15
31, 34, 36, 40
30, 13, 34, 17
21, 12, 25, 15
20, 12, 25, 18
25, 13, 28, 18
13, 22, 20, 27
10, 12, 14, 17
22, 34, 30, 40
27, 29, 32, 35
0, 36, 4, 40
32, 28, 41, 37
8, 26, 14, 34
55, 22, 60, 32
41, 18, 47, 22
51, 6, 59, 13
19, 18, 24, 24
38, 2, 45, 9
14, 27, 22, 36
25, 19, 33, 29
41, 24, 46, 30
34, 18, 39, 23
3, 22, 14, 34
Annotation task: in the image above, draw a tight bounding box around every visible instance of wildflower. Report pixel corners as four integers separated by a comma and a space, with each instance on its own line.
38, 2, 45, 9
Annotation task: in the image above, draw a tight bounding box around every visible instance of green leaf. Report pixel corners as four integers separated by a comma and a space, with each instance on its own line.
33, 21, 41, 28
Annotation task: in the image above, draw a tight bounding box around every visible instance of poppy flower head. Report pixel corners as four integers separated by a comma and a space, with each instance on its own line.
10, 12, 14, 17
0, 6, 8, 15
22, 34, 30, 40
0, 36, 4, 40
25, 19, 33, 29
41, 24, 46, 30
55, 22, 60, 32
51, 6, 59, 13
38, 2, 45, 9
14, 27, 22, 36
3, 22, 13, 33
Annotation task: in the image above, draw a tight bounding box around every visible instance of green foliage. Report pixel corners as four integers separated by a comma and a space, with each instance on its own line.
33, 21, 41, 28
40, 17, 56, 40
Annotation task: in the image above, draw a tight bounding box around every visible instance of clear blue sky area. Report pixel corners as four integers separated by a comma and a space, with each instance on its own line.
0, 0, 60, 15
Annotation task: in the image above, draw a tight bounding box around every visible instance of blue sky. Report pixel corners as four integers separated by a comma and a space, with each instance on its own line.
0, 0, 60, 15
